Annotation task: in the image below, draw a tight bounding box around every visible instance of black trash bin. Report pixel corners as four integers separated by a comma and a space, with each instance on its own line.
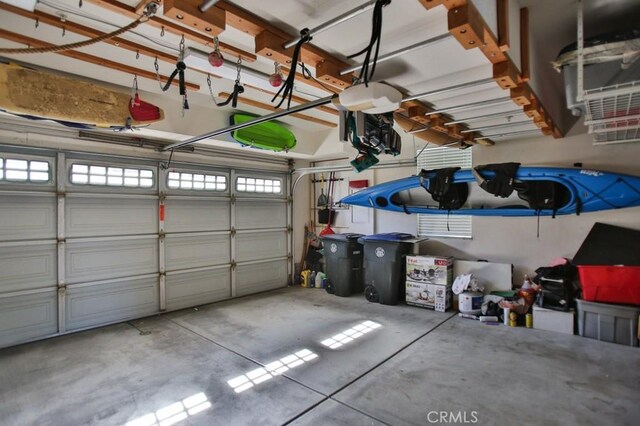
359, 233, 416, 305
321, 233, 364, 297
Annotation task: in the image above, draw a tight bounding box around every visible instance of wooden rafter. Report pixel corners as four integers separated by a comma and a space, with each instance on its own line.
217, 92, 337, 128
520, 7, 530, 82
0, 28, 200, 91
497, 0, 509, 51
244, 85, 339, 117
418, 0, 562, 138
0, 3, 176, 63
163, 0, 355, 90
85, 0, 257, 62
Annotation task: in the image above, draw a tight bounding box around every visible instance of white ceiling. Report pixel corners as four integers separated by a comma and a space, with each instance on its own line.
1, 0, 639, 157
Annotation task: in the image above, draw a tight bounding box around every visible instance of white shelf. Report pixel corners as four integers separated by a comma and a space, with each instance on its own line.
582, 81, 640, 146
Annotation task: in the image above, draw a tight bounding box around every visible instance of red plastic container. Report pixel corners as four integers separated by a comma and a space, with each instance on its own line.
578, 265, 640, 305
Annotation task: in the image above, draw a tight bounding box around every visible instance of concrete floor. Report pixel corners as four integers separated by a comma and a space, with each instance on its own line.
0, 287, 638, 426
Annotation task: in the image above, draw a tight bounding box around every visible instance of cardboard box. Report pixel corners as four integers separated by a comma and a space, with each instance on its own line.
532, 305, 575, 335
406, 281, 452, 312
406, 255, 454, 286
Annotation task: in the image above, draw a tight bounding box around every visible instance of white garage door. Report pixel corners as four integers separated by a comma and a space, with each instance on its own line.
0, 148, 290, 348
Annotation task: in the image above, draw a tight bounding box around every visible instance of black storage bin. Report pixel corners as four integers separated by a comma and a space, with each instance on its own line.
359, 233, 415, 305
321, 233, 364, 297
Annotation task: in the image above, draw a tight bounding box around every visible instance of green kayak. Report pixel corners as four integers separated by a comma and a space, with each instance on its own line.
230, 113, 297, 152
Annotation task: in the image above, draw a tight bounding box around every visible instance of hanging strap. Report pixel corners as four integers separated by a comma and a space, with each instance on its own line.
271, 28, 312, 109
161, 61, 187, 94
419, 167, 467, 210
473, 162, 521, 198
217, 82, 245, 107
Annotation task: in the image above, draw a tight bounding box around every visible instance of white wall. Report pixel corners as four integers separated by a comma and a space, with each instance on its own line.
338, 123, 640, 284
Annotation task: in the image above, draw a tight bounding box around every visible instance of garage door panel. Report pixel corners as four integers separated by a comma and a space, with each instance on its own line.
65, 277, 159, 331
0, 291, 57, 348
236, 260, 287, 296
164, 198, 230, 232
66, 197, 157, 237
65, 238, 158, 284
236, 231, 287, 263
165, 234, 230, 271
0, 195, 56, 241
235, 200, 286, 229
166, 269, 231, 311
0, 243, 57, 293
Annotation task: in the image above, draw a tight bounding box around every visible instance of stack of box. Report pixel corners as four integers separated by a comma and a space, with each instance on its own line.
405, 255, 454, 312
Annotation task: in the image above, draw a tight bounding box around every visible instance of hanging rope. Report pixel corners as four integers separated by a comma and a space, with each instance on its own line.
271, 28, 312, 110
0, 3, 158, 54
347, 0, 391, 86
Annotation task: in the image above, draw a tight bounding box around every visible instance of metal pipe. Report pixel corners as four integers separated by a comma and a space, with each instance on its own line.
403, 77, 495, 102
162, 96, 336, 151
283, 0, 378, 49
474, 129, 541, 140
425, 97, 511, 115
340, 33, 452, 75
199, 0, 220, 12
461, 120, 534, 134
445, 109, 524, 125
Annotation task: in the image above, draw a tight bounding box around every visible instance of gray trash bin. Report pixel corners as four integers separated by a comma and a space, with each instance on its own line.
359, 233, 415, 305
321, 233, 364, 297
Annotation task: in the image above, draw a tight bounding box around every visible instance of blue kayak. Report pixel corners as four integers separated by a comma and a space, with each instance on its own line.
340, 167, 640, 216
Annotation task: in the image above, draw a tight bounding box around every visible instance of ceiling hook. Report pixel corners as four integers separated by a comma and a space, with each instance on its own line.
136, 50, 140, 60
160, 26, 165, 37
79, 0, 83, 8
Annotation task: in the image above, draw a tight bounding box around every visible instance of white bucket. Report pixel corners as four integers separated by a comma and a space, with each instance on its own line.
458, 291, 484, 314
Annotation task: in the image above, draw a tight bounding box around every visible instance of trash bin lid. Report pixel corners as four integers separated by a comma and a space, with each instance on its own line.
321, 233, 364, 242
360, 232, 415, 242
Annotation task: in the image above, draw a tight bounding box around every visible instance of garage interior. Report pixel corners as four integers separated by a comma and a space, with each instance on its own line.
0, 0, 639, 425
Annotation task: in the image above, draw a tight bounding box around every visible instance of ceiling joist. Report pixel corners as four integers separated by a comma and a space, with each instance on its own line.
164, 0, 355, 90
0, 28, 200, 91
86, 0, 257, 62
218, 91, 337, 128
418, 0, 562, 138
0, 3, 176, 63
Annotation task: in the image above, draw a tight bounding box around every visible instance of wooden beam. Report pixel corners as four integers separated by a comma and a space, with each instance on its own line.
478, 27, 507, 63
0, 29, 200, 90
520, 7, 530, 82
447, 3, 485, 50
497, 0, 509, 52
0, 3, 175, 63
217, 92, 337, 128
244, 85, 339, 116
184, 0, 355, 89
279, 64, 339, 94
493, 60, 519, 89
510, 83, 533, 106
163, 0, 226, 35
134, 0, 160, 15
418, 0, 467, 10
85, 0, 256, 62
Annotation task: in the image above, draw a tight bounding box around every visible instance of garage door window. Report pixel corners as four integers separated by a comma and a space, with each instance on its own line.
236, 176, 282, 194
167, 171, 227, 191
70, 164, 153, 188
0, 157, 51, 183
